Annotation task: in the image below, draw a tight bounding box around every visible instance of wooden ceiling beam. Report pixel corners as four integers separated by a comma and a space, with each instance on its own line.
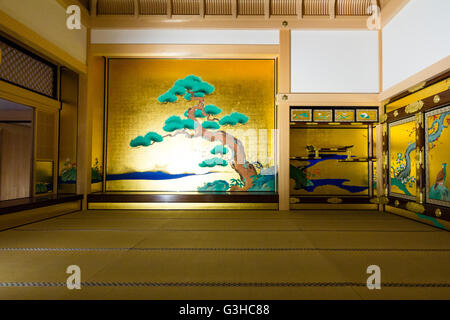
134, 0, 139, 17
329, 0, 336, 19
90, 0, 97, 16
199, 0, 205, 18
264, 0, 270, 20
167, 0, 172, 19
296, 0, 303, 20
90, 15, 370, 29
232, 0, 237, 19
87, 0, 403, 27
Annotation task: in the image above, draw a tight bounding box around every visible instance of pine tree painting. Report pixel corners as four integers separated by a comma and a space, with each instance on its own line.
129, 75, 274, 192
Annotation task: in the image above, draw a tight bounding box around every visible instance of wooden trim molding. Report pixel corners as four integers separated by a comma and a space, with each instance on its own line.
0, 199, 82, 231
90, 15, 371, 29
290, 196, 373, 204
277, 93, 379, 106
384, 70, 450, 110
278, 29, 291, 211
89, 44, 280, 58
0, 194, 82, 215
0, 81, 60, 112
87, 193, 278, 204
379, 55, 450, 103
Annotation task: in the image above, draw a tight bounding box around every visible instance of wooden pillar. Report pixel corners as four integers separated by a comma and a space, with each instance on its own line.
278, 29, 291, 211
376, 29, 384, 211
380, 110, 389, 211
77, 32, 92, 210
376, 122, 384, 201
77, 73, 90, 210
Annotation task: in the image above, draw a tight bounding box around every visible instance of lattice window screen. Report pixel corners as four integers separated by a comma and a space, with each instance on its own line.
0, 37, 57, 98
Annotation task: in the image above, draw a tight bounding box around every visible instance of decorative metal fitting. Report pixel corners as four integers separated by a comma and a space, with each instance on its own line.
433, 95, 441, 104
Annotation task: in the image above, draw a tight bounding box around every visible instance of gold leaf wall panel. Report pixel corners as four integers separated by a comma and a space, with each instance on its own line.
389, 117, 417, 199
36, 110, 55, 160
290, 128, 369, 196
426, 106, 450, 206
93, 0, 378, 16
106, 59, 276, 192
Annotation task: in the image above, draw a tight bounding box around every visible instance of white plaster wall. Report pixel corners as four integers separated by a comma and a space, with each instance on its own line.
383, 0, 450, 91
0, 0, 87, 64
291, 30, 379, 93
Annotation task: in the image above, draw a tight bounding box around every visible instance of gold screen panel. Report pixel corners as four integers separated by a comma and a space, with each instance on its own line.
35, 160, 53, 194
388, 117, 417, 199
290, 127, 369, 196
106, 59, 276, 192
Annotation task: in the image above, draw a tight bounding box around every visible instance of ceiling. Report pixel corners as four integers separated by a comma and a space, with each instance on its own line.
78, 0, 90, 10
86, 0, 384, 17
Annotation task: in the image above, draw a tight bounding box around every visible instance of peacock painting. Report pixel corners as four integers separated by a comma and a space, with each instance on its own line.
429, 163, 449, 201
427, 108, 450, 203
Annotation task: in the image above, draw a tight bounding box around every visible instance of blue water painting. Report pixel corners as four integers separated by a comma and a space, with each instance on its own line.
306, 179, 368, 193
106, 171, 209, 181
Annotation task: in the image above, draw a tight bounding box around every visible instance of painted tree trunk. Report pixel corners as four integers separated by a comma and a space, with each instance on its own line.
187, 98, 257, 191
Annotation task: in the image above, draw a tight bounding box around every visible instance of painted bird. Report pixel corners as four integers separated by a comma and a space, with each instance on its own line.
433, 163, 447, 190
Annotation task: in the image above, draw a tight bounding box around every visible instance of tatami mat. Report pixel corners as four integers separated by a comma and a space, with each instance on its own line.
0, 209, 449, 299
